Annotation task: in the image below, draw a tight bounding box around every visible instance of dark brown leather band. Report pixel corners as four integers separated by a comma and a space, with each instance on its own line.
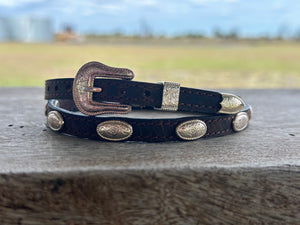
45, 99, 252, 142
45, 78, 222, 114
44, 61, 252, 142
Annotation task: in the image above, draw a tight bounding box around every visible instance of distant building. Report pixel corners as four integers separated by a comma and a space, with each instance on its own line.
56, 25, 84, 43
0, 17, 54, 43
0, 17, 10, 41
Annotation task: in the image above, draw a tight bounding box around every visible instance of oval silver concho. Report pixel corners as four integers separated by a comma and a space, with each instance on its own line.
97, 120, 133, 141
47, 111, 64, 131
176, 120, 207, 141
233, 112, 249, 132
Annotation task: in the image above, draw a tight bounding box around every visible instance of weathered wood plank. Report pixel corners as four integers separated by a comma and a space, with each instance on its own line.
1, 167, 299, 225
0, 88, 299, 224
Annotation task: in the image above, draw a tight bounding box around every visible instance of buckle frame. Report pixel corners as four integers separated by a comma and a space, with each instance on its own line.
73, 61, 134, 116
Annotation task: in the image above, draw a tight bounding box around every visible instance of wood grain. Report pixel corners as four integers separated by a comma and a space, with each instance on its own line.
0, 88, 300, 224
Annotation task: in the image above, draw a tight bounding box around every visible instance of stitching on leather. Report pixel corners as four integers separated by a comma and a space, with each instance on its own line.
179, 103, 217, 109
133, 134, 174, 140
205, 128, 232, 137
130, 120, 173, 126
47, 80, 71, 84
206, 116, 234, 123
181, 89, 218, 97
46, 93, 72, 97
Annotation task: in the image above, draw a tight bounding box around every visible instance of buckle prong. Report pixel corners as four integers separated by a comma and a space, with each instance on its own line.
73, 61, 134, 116
83, 87, 102, 92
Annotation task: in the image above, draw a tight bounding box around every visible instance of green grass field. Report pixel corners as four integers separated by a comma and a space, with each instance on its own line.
1, 41, 300, 88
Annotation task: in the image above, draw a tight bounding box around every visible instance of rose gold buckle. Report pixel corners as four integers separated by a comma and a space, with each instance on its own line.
73, 61, 134, 115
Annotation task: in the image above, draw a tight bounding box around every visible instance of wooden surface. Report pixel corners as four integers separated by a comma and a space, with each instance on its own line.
0, 88, 299, 224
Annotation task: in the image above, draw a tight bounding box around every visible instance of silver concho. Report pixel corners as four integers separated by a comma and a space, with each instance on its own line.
47, 111, 64, 131
176, 120, 207, 141
219, 93, 245, 114
233, 112, 249, 132
97, 120, 133, 141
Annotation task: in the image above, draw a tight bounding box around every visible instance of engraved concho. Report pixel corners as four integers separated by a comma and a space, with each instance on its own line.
219, 93, 245, 114
176, 120, 207, 141
233, 112, 249, 132
47, 111, 64, 131
97, 120, 133, 141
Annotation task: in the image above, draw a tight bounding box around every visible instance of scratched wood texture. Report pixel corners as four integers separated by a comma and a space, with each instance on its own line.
0, 88, 299, 225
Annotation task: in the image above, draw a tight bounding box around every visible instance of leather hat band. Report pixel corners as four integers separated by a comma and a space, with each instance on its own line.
45, 78, 223, 114
45, 61, 252, 142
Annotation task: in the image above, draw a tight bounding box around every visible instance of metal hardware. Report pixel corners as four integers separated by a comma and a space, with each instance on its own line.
176, 119, 207, 141
155, 81, 180, 111
73, 61, 134, 116
47, 111, 64, 131
233, 112, 249, 132
249, 106, 253, 120
83, 87, 102, 92
44, 104, 48, 116
219, 93, 245, 114
97, 120, 133, 141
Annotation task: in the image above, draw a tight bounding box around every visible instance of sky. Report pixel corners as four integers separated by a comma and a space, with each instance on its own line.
0, 0, 300, 37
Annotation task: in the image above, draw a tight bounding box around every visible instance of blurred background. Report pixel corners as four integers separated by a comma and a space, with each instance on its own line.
0, 0, 300, 88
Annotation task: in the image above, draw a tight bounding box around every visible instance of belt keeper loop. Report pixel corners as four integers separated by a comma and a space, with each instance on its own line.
155, 81, 180, 111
